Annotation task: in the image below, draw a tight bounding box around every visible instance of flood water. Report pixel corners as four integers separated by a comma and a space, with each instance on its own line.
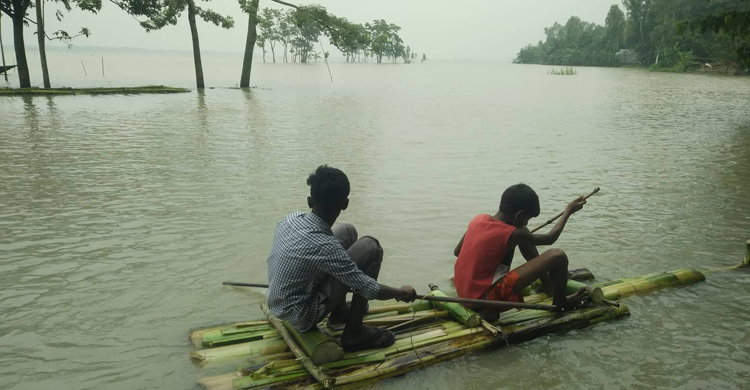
2, 48, 750, 390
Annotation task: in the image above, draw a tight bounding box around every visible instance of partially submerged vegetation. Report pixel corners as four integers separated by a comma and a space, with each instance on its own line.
0, 85, 190, 96
0, 0, 420, 91
548, 67, 578, 75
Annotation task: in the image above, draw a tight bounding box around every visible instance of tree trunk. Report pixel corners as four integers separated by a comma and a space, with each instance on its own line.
186, 0, 205, 89
35, 0, 50, 88
270, 41, 276, 63
11, 13, 30, 88
239, 0, 259, 88
639, 19, 644, 46
0, 14, 8, 82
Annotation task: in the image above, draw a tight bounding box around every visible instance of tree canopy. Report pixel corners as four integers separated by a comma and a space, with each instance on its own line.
514, 0, 750, 72
252, 4, 412, 64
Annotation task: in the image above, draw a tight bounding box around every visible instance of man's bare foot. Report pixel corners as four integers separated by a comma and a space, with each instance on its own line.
553, 287, 589, 312
341, 325, 395, 352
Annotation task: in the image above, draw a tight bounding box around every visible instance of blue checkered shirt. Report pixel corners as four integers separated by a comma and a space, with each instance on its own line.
266, 212, 380, 331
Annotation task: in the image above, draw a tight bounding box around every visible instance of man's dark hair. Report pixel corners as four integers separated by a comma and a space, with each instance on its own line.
307, 165, 350, 208
499, 184, 540, 217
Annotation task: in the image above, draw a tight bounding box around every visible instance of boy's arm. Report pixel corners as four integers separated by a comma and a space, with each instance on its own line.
518, 242, 553, 295
454, 233, 466, 257
513, 196, 586, 247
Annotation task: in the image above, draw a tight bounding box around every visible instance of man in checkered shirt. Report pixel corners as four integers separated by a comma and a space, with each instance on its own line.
267, 165, 416, 352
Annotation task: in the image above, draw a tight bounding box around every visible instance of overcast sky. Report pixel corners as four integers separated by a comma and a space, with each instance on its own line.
1, 0, 616, 60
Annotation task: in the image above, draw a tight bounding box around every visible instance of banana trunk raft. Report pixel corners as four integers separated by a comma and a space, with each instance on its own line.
190, 240, 750, 390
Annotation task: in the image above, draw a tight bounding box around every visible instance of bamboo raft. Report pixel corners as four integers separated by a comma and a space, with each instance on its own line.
189, 239, 750, 390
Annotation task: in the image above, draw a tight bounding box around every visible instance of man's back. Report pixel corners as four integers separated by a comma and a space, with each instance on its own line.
267, 211, 379, 331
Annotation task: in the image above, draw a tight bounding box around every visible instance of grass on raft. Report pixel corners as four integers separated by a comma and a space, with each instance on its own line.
0, 85, 190, 96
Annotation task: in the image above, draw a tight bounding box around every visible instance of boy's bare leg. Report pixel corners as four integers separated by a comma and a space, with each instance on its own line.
511, 248, 586, 309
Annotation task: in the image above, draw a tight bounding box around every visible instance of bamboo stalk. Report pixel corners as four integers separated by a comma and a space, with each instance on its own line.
565, 279, 603, 303
190, 337, 288, 363
260, 302, 335, 389
281, 320, 344, 365
423, 290, 483, 327
529, 187, 600, 233
365, 300, 434, 314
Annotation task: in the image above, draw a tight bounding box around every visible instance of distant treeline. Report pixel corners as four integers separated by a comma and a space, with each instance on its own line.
255, 8, 420, 64
513, 0, 750, 73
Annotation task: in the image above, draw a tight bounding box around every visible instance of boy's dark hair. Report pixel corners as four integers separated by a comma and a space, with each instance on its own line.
307, 165, 350, 208
499, 184, 540, 217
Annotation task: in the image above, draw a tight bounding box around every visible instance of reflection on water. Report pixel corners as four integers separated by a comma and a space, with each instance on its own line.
1, 61, 750, 390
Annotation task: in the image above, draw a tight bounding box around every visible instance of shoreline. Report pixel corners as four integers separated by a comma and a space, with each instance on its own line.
0, 85, 190, 96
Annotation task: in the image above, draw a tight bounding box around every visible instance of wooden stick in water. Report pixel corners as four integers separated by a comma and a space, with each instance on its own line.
223, 281, 268, 288
224, 282, 558, 312
530, 187, 600, 233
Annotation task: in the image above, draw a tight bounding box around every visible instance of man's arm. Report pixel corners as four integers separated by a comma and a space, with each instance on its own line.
513, 196, 586, 247
377, 284, 416, 301
454, 233, 466, 257
518, 241, 553, 295
318, 243, 416, 302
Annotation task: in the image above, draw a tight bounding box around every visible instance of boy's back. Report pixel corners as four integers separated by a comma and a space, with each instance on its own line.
453, 214, 516, 300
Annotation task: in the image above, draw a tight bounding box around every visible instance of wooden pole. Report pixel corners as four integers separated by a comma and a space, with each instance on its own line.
224, 282, 558, 312
260, 302, 335, 389
530, 187, 600, 233
415, 293, 556, 311
101, 57, 104, 77
0, 14, 7, 82
81, 60, 87, 76
320, 41, 333, 82
224, 281, 267, 288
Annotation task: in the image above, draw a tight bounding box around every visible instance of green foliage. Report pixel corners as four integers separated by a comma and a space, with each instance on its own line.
649, 44, 699, 71
140, 0, 233, 31
252, 5, 409, 64
681, 0, 750, 68
513, 16, 618, 66
515, 0, 748, 73
548, 67, 578, 75
605, 4, 626, 50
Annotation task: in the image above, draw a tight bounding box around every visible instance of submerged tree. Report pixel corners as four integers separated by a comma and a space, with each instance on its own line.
2, 0, 161, 88
35, 0, 95, 88
367, 19, 404, 63
141, 0, 234, 89
239, 0, 258, 88
258, 7, 279, 62
1, 0, 35, 87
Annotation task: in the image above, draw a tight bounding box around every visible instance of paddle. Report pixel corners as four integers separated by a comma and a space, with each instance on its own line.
222, 281, 559, 312
529, 187, 600, 233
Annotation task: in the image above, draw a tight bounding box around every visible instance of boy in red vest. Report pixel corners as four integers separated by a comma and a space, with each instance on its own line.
453, 184, 587, 320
